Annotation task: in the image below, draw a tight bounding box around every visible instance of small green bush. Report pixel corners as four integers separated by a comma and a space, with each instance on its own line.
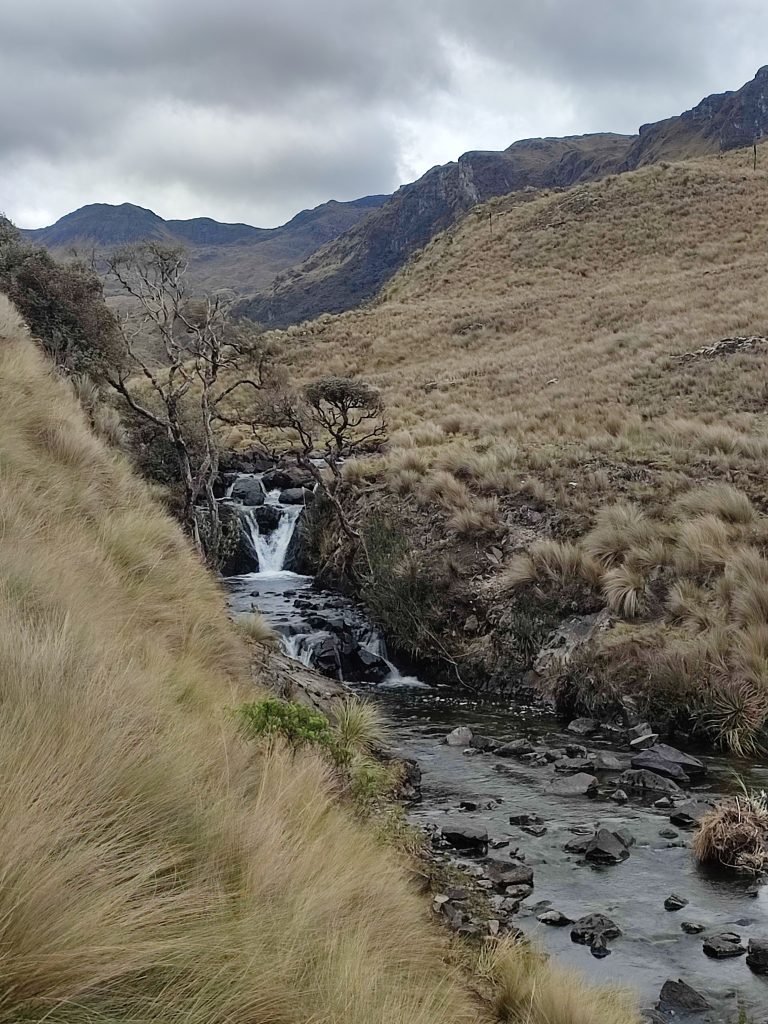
238, 697, 338, 753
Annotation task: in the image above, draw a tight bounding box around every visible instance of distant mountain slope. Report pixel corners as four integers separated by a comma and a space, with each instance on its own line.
237, 67, 768, 329
22, 195, 388, 295
236, 133, 633, 327
623, 66, 768, 168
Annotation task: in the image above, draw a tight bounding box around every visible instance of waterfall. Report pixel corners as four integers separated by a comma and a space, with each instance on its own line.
244, 498, 303, 575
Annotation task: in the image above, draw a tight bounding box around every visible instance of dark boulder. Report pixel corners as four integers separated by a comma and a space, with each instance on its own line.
353, 646, 391, 683
509, 813, 544, 828
213, 471, 238, 498
703, 932, 746, 958
486, 862, 534, 892
681, 921, 705, 934
658, 979, 711, 1014
470, 735, 500, 753
229, 476, 266, 505
571, 913, 621, 958
308, 634, 343, 679
262, 466, 314, 491
584, 829, 631, 865
251, 505, 282, 533
219, 503, 259, 575
538, 910, 573, 926
441, 824, 488, 854
616, 769, 683, 796
664, 894, 689, 912
496, 739, 535, 757
631, 744, 705, 782
670, 800, 715, 830
280, 487, 312, 505
746, 937, 768, 974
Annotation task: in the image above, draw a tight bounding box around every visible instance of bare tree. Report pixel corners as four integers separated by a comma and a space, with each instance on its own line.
105, 241, 273, 563
248, 376, 386, 566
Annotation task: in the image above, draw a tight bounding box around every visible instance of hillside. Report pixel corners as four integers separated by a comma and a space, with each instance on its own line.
238, 66, 768, 330
22, 195, 387, 296
0, 294, 482, 1024
236, 133, 632, 327
272, 146, 768, 752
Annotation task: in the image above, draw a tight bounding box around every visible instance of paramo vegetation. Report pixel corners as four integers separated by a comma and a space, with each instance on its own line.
268, 147, 768, 754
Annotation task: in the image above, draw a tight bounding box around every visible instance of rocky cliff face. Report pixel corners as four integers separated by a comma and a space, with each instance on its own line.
236, 133, 632, 328
623, 66, 768, 168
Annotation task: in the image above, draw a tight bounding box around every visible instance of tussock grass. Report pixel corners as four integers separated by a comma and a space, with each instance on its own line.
248, 149, 768, 752
0, 295, 481, 1024
479, 936, 638, 1024
693, 788, 768, 872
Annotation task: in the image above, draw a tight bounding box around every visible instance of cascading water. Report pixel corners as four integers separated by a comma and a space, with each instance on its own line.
243, 498, 303, 575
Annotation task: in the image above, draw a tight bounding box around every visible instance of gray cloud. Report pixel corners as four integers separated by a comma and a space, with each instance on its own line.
1, 1, 767, 228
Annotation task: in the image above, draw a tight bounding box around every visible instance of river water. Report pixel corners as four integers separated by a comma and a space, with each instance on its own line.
222, 475, 768, 1020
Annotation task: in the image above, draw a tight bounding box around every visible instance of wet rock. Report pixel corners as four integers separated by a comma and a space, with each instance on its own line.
213, 470, 238, 498
584, 829, 631, 865
496, 739, 535, 757
592, 751, 624, 771
445, 726, 473, 747
658, 828, 678, 839
441, 824, 488, 854
664, 894, 689, 912
487, 863, 534, 892
550, 772, 598, 796
648, 743, 706, 778
703, 932, 746, 958
555, 757, 594, 774
470, 734, 499, 753
610, 789, 629, 804
629, 732, 659, 751
251, 504, 282, 533
522, 823, 548, 837
459, 800, 478, 812
658, 979, 711, 1014
262, 466, 313, 491
571, 913, 621, 958
565, 743, 588, 758
280, 487, 312, 505
670, 800, 715, 830
509, 813, 544, 827
229, 476, 266, 505
489, 838, 510, 850
354, 646, 391, 683
567, 717, 598, 736
628, 721, 654, 742
617, 769, 683, 796
654, 796, 674, 809
564, 835, 591, 855
310, 635, 343, 678
538, 909, 573, 926
504, 884, 533, 901
681, 922, 705, 935
746, 937, 768, 974
631, 744, 703, 782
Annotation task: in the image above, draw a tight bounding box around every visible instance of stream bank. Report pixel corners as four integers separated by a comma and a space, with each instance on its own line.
221, 469, 768, 1022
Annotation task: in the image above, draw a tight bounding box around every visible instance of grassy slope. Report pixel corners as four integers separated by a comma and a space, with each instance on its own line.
0, 294, 486, 1024
272, 147, 768, 747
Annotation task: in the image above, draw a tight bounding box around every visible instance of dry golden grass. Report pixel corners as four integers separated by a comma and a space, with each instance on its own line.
0, 294, 486, 1024
1, 293, 638, 1023
693, 788, 768, 873
478, 937, 637, 1024
259, 146, 768, 751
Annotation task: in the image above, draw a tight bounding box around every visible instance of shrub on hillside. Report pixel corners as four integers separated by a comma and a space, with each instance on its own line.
0, 218, 122, 381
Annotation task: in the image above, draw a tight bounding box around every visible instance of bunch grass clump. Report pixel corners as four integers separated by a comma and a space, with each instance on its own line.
693, 786, 768, 874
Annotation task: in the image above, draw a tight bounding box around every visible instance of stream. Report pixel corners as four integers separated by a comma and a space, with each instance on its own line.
221, 472, 768, 1021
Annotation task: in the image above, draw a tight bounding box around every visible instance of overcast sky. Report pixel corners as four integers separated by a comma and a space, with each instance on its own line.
2, 1, 767, 229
